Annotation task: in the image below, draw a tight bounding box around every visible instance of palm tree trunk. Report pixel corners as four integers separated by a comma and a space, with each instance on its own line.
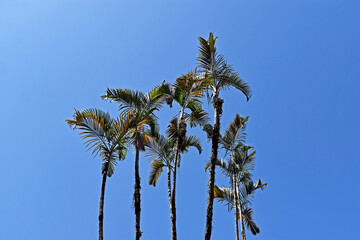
170, 107, 186, 240
134, 140, 142, 240
99, 161, 109, 240
240, 215, 246, 240
167, 166, 177, 240
233, 174, 240, 240
171, 153, 178, 240
204, 97, 223, 240
236, 180, 246, 240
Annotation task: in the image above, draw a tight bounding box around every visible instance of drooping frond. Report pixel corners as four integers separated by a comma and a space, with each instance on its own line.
242, 207, 260, 235
66, 108, 113, 156
102, 153, 119, 177
202, 124, 213, 142
184, 108, 209, 128
180, 135, 202, 154
214, 185, 235, 211
148, 160, 165, 186
220, 71, 252, 101
145, 134, 174, 166
165, 115, 179, 142
245, 179, 268, 195
102, 88, 145, 111
67, 108, 129, 177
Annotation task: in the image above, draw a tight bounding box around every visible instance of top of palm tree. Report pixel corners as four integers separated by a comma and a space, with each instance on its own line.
154, 69, 210, 128
66, 108, 131, 176
197, 33, 252, 101
101, 87, 165, 148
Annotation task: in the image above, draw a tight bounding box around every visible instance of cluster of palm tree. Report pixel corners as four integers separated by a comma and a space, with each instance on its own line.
66, 33, 266, 240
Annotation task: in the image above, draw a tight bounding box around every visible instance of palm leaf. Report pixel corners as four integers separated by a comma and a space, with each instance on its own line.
149, 160, 165, 186
242, 207, 260, 235
180, 135, 202, 154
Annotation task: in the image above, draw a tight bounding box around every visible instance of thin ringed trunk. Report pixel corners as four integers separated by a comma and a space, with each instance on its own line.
170, 107, 185, 240
236, 179, 246, 240
240, 215, 246, 240
98, 161, 109, 240
134, 137, 141, 240
167, 166, 176, 240
233, 173, 240, 240
204, 97, 223, 240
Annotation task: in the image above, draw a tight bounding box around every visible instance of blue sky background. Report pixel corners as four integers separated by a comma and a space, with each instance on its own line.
1, 0, 360, 239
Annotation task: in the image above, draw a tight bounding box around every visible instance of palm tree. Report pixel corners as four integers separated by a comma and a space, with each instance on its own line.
102, 88, 163, 240
154, 70, 209, 240
214, 180, 265, 240
66, 108, 129, 240
205, 114, 266, 240
198, 33, 252, 240
145, 130, 202, 240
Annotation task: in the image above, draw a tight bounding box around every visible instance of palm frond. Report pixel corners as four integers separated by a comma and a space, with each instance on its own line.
165, 115, 179, 142
145, 134, 173, 165
197, 33, 252, 101
102, 88, 145, 111
214, 185, 235, 211
220, 71, 252, 101
184, 108, 209, 128
202, 124, 213, 142
221, 114, 247, 151
242, 207, 260, 235
149, 160, 165, 186
66, 108, 113, 156
180, 135, 202, 154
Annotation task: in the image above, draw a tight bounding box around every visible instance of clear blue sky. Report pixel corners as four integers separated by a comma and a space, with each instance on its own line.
1, 0, 359, 239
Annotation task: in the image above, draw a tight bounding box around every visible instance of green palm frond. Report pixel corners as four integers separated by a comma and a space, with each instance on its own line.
197, 33, 252, 100
102, 88, 145, 111
102, 153, 118, 177
221, 114, 247, 152
66, 108, 113, 156
67, 108, 129, 178
180, 135, 202, 154
184, 108, 209, 127
145, 134, 174, 165
197, 33, 219, 71
165, 116, 179, 142
202, 124, 213, 142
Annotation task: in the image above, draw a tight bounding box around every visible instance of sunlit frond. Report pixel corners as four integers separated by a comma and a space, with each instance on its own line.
66, 108, 113, 156
148, 160, 165, 186
214, 185, 235, 211
102, 88, 145, 111
242, 207, 260, 235
67, 108, 129, 178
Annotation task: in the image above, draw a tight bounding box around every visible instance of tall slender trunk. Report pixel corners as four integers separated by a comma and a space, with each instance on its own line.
236, 180, 246, 240
134, 138, 142, 240
233, 173, 240, 240
167, 165, 177, 240
170, 108, 185, 240
204, 97, 223, 240
240, 215, 246, 240
99, 161, 109, 240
